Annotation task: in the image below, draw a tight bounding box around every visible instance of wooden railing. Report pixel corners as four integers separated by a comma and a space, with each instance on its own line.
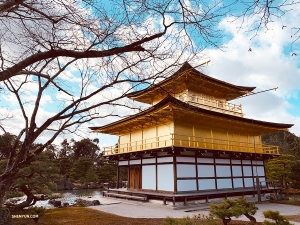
175, 93, 244, 117
102, 134, 279, 156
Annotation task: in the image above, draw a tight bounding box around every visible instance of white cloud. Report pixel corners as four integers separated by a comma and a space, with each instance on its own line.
203, 8, 300, 136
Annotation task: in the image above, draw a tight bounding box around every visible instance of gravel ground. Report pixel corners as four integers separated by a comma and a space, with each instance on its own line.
89, 197, 300, 224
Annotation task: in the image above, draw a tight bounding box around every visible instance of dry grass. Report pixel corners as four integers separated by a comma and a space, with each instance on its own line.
12, 207, 164, 225
275, 199, 300, 207
11, 207, 262, 225
285, 215, 300, 223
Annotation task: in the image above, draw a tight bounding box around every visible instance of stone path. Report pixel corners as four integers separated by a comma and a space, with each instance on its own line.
89, 197, 300, 224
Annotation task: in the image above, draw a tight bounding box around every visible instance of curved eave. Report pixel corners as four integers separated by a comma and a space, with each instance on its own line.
89, 95, 293, 134
126, 62, 256, 102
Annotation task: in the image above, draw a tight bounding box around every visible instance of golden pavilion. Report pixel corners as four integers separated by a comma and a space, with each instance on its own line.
90, 62, 293, 202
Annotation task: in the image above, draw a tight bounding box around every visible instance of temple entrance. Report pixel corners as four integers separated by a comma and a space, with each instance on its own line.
129, 166, 141, 189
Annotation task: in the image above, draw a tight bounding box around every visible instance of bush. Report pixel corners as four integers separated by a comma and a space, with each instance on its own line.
75, 198, 86, 207
263, 210, 293, 225
163, 215, 217, 225
6, 191, 24, 199
210, 197, 257, 225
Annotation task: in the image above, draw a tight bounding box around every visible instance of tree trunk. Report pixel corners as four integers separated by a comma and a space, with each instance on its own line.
244, 213, 256, 223
0, 208, 12, 225
9, 185, 37, 210
222, 217, 231, 225
0, 175, 14, 206
0, 180, 12, 225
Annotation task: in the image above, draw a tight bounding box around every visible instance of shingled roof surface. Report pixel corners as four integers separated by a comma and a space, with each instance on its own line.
90, 95, 293, 131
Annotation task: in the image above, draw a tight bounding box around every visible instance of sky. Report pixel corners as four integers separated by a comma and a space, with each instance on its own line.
1, 0, 299, 151
95, 1, 300, 150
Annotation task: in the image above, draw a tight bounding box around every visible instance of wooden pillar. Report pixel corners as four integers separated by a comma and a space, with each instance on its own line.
210, 128, 213, 149
173, 150, 177, 193
127, 161, 130, 190
256, 176, 261, 202
116, 166, 120, 189
156, 154, 158, 191
163, 197, 167, 205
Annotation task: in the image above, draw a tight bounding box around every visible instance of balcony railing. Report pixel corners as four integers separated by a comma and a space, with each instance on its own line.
102, 134, 279, 156
175, 93, 244, 117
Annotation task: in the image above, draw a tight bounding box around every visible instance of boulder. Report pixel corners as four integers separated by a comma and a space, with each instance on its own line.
73, 185, 81, 190
88, 182, 98, 189
82, 183, 88, 189
48, 199, 55, 205
92, 200, 100, 205
53, 200, 61, 207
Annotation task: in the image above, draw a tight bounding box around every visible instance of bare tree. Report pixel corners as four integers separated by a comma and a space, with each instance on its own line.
235, 0, 300, 44
0, 0, 226, 220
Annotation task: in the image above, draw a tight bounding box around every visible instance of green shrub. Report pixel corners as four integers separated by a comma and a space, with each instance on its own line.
210, 197, 257, 225
75, 198, 86, 207
163, 215, 217, 225
263, 210, 293, 225
6, 191, 24, 199
28, 206, 45, 217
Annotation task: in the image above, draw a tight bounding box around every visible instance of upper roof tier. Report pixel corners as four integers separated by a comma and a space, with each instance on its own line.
127, 62, 256, 104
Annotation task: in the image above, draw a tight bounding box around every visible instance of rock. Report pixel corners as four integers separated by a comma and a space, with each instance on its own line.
73, 185, 81, 190
92, 200, 100, 205
89, 182, 99, 189
48, 199, 55, 205
53, 200, 61, 207
74, 199, 94, 206
82, 183, 88, 189
63, 203, 69, 207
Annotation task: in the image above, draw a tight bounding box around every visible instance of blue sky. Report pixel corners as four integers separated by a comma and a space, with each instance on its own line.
0, 0, 299, 150
94, 1, 300, 149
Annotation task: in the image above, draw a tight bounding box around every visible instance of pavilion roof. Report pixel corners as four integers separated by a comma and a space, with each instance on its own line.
90, 95, 293, 135
127, 62, 256, 104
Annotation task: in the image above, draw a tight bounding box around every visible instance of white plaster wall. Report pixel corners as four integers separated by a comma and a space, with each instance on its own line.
243, 166, 253, 176
217, 179, 232, 189
233, 178, 243, 188
244, 178, 254, 187
142, 158, 155, 164
157, 157, 173, 163
177, 180, 197, 191
142, 165, 156, 190
157, 164, 174, 191
231, 159, 241, 164
130, 159, 141, 165
252, 166, 265, 176
177, 164, 196, 177
118, 161, 128, 166
232, 165, 242, 176
198, 165, 214, 177
177, 157, 195, 163
216, 165, 231, 177
197, 158, 214, 163
198, 179, 215, 190
215, 159, 230, 164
